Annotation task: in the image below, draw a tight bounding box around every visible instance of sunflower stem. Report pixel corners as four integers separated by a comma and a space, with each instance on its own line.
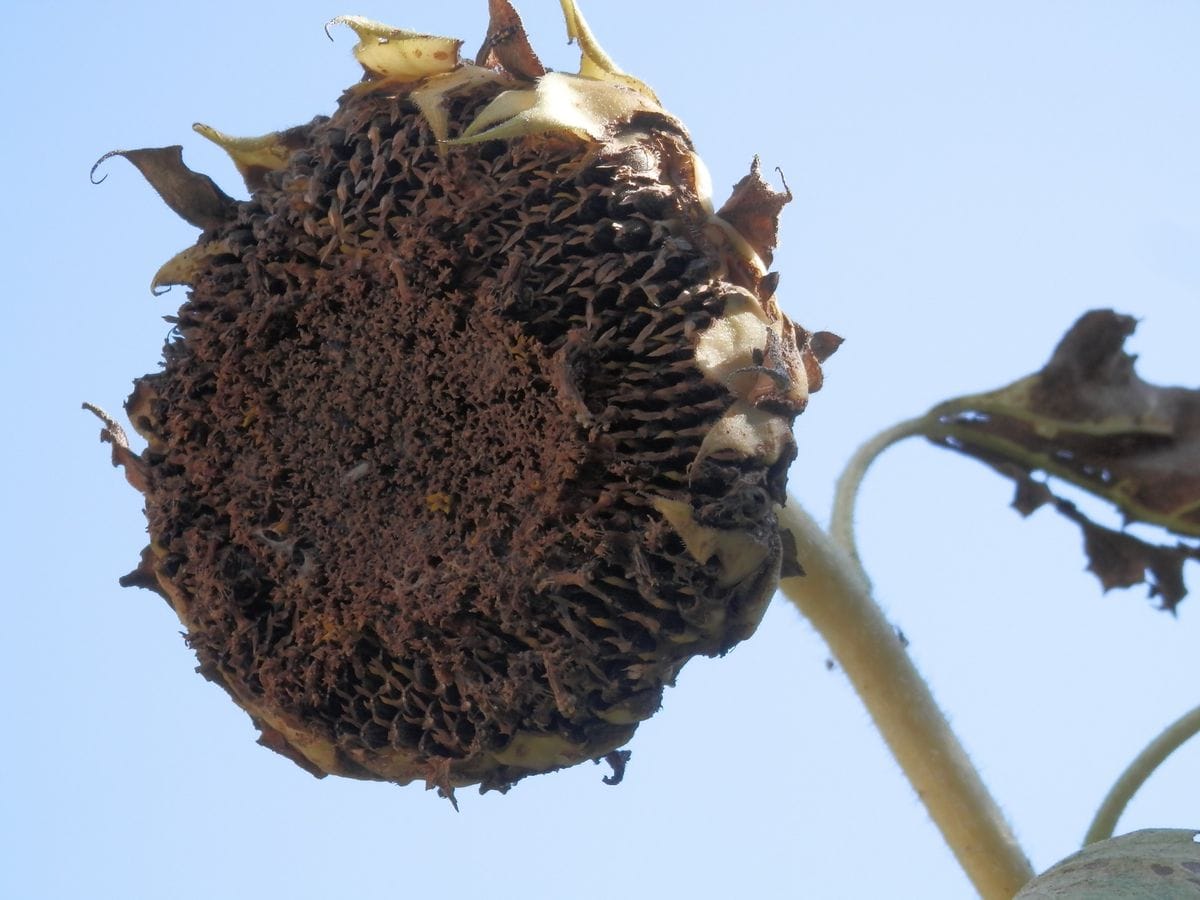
778, 500, 1034, 899
1084, 702, 1200, 846
830, 415, 929, 573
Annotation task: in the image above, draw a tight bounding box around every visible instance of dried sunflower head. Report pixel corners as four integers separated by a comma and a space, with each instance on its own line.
89, 0, 836, 798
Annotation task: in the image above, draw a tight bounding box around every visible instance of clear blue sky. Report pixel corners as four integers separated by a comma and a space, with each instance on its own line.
3, 2, 1198, 897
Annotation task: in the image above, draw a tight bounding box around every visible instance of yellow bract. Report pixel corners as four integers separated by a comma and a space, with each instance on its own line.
193, 124, 292, 184
558, 0, 658, 101
456, 71, 664, 144
327, 15, 462, 81
410, 67, 504, 144
151, 241, 233, 295
651, 498, 771, 587
323, 2, 663, 146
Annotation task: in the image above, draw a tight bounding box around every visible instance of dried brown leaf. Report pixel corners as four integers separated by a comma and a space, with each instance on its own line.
923, 310, 1200, 609
1011, 472, 1055, 517
931, 310, 1200, 536
1055, 501, 1198, 612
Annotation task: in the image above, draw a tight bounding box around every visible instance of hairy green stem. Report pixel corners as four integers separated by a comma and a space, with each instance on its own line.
1084, 702, 1200, 845
830, 416, 929, 571
778, 500, 1034, 899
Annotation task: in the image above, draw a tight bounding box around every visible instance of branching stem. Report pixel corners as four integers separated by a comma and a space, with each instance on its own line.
778, 500, 1034, 899
1084, 702, 1200, 845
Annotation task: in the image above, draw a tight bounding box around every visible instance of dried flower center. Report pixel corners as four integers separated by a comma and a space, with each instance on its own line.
92, 1, 835, 797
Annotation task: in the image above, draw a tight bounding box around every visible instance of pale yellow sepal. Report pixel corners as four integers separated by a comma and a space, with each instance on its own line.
151, 240, 233, 295
491, 732, 580, 770
706, 213, 767, 277
651, 497, 770, 586
327, 15, 462, 81
693, 290, 771, 384
558, 0, 658, 102
411, 67, 504, 143
193, 123, 291, 182
454, 71, 662, 144
693, 402, 796, 469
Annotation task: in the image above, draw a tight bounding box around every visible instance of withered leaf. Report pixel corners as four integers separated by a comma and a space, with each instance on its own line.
90, 146, 237, 230
931, 310, 1200, 536
1010, 468, 1055, 517
922, 309, 1200, 609
716, 156, 792, 269
1055, 502, 1198, 611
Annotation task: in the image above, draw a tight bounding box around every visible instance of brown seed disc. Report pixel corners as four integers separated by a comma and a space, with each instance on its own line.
106, 63, 822, 795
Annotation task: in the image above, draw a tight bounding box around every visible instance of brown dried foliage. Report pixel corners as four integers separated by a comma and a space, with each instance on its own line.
927, 310, 1200, 611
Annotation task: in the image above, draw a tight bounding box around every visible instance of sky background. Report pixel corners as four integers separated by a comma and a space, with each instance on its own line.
4, 1, 1199, 897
